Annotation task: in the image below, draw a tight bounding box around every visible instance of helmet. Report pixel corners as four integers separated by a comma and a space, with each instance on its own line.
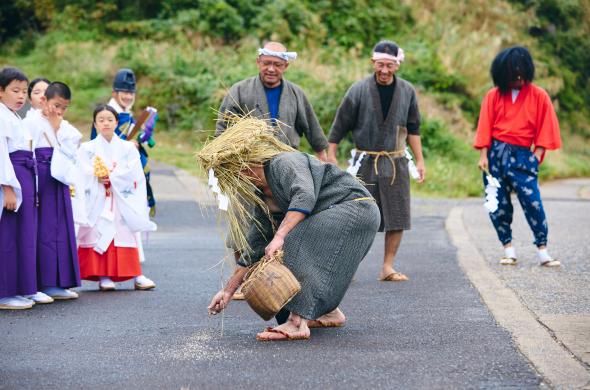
112, 68, 136, 92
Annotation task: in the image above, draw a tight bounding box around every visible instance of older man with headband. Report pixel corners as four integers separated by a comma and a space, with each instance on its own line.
327, 40, 425, 283
216, 42, 329, 161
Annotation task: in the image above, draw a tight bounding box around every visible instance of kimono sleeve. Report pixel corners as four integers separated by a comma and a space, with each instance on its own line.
534, 90, 562, 151
109, 142, 144, 191
294, 89, 328, 152
474, 89, 497, 149
406, 89, 421, 135
328, 85, 360, 144
271, 154, 316, 215
237, 206, 275, 267
0, 131, 23, 219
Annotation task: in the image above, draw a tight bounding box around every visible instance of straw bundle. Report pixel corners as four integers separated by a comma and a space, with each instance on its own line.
241, 251, 301, 321
195, 114, 295, 255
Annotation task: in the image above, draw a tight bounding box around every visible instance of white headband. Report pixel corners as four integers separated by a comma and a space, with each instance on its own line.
372, 48, 405, 64
258, 48, 297, 62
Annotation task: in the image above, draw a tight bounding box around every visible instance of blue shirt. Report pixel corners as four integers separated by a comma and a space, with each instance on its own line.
264, 83, 283, 124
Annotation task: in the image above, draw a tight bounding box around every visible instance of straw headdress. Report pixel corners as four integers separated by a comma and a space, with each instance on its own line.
196, 114, 295, 256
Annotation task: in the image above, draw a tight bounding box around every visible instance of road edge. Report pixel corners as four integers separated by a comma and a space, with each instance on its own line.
446, 206, 590, 389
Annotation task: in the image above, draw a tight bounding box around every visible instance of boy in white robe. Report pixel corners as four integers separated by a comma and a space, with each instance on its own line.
24, 82, 83, 302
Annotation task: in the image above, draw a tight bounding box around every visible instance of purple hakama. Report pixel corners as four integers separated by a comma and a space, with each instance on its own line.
35, 147, 80, 289
0, 150, 38, 298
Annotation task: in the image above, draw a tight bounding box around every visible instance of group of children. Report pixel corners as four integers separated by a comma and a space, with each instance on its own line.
0, 67, 157, 310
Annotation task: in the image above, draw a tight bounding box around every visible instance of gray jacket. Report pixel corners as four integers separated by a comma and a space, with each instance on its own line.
216, 76, 328, 152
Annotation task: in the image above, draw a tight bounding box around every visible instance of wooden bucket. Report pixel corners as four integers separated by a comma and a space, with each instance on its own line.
241, 251, 301, 321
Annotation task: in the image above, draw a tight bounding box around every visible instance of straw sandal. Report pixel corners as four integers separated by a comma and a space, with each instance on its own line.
378, 272, 409, 282
540, 259, 561, 267
307, 319, 344, 328
499, 257, 517, 265
256, 327, 310, 341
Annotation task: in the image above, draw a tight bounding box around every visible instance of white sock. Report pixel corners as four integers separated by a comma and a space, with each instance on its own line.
504, 246, 516, 259
538, 248, 552, 261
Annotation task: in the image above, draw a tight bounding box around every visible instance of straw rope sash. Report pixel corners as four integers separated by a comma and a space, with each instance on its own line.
356, 149, 406, 185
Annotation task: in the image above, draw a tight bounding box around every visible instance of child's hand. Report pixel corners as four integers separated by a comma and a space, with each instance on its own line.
2, 185, 17, 211
46, 104, 63, 131
98, 177, 110, 185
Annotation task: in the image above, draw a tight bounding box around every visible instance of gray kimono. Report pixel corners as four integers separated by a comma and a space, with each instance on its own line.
239, 152, 380, 320
328, 75, 421, 231
216, 76, 328, 152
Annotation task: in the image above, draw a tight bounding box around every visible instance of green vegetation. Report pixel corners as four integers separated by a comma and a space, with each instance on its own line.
1, 0, 589, 197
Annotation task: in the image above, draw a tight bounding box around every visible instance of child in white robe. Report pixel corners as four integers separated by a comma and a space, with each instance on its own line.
0, 67, 38, 310
24, 81, 84, 302
77, 104, 156, 291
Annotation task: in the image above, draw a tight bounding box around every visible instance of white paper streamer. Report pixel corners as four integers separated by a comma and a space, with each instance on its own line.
346, 149, 366, 176
405, 147, 420, 180
484, 174, 501, 213
208, 168, 230, 211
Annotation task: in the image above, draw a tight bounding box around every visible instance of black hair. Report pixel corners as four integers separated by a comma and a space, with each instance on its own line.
491, 46, 535, 94
373, 40, 400, 56
93, 103, 119, 123
45, 81, 72, 100
27, 78, 51, 98
0, 67, 28, 90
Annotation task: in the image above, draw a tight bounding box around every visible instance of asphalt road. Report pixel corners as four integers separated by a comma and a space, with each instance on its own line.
0, 166, 543, 389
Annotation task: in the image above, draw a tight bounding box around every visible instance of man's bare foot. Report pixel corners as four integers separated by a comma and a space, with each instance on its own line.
308, 307, 346, 328
256, 314, 310, 341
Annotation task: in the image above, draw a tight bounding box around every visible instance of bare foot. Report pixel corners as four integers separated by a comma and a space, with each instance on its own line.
308, 308, 346, 328
256, 314, 310, 341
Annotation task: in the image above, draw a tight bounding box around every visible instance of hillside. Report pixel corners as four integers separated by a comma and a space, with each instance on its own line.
1, 0, 589, 197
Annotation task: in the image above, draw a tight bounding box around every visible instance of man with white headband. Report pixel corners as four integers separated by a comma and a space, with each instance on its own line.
216, 41, 329, 161
327, 40, 425, 283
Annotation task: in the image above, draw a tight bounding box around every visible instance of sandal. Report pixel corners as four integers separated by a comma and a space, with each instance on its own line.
540, 259, 561, 267
307, 319, 344, 328
378, 272, 409, 282
499, 257, 517, 265
256, 327, 310, 341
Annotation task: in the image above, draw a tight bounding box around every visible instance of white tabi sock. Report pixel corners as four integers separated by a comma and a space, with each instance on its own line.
537, 248, 552, 262
504, 246, 517, 259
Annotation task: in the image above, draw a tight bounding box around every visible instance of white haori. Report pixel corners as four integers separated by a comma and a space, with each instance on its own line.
76, 135, 156, 254
24, 107, 40, 120
24, 112, 87, 226
25, 112, 83, 185
0, 102, 30, 219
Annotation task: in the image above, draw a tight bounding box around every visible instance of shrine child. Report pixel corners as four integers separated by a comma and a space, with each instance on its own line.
24, 81, 82, 302
77, 104, 156, 291
0, 67, 37, 309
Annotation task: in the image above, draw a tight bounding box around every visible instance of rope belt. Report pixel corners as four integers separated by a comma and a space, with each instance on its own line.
356, 149, 405, 185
